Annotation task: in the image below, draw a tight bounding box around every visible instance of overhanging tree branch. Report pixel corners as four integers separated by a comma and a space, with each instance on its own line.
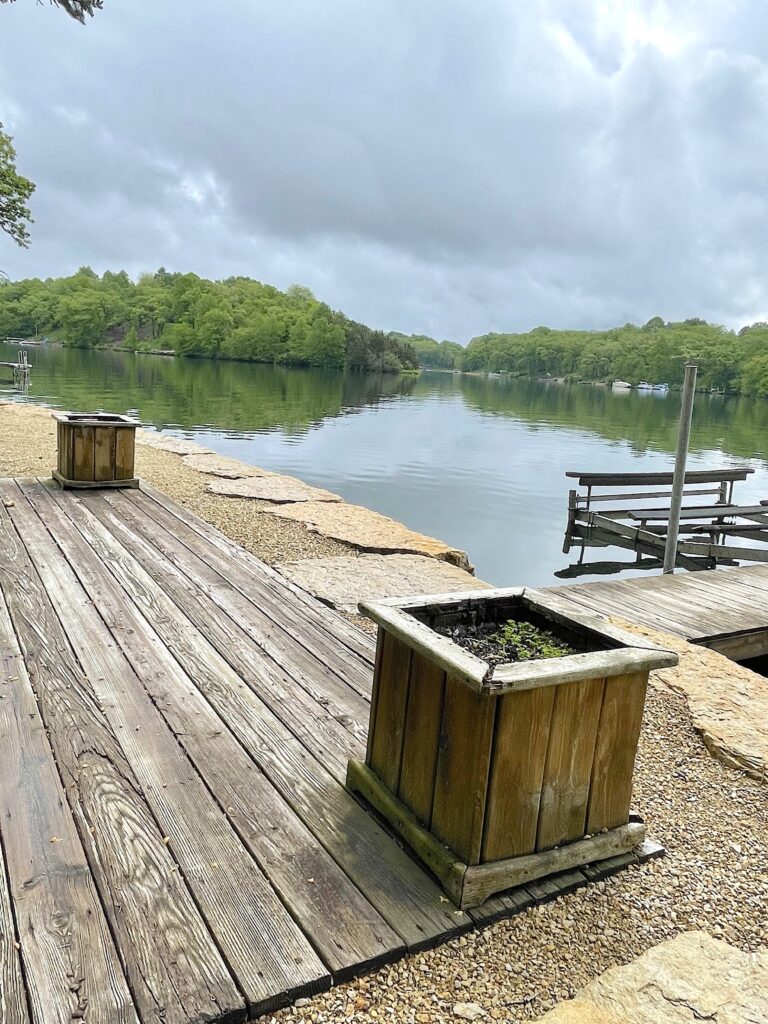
0, 0, 103, 23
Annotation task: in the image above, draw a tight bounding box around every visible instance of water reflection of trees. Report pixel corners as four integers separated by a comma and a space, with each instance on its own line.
12, 345, 418, 434
432, 375, 768, 460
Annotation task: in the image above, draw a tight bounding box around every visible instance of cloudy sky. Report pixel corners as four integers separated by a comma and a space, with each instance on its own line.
1, 0, 767, 340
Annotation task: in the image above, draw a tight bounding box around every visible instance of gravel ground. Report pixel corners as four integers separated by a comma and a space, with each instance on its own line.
2, 400, 766, 1022
268, 683, 767, 1023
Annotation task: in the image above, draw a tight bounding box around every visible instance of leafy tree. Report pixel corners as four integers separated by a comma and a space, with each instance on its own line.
0, 123, 34, 247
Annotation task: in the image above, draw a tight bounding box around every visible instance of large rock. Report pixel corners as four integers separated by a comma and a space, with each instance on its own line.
610, 618, 768, 782
207, 475, 342, 503
269, 500, 473, 570
537, 931, 768, 1022
276, 554, 491, 613
181, 452, 272, 479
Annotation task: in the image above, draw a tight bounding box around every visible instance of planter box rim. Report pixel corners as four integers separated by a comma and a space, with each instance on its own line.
52, 410, 140, 427
360, 586, 678, 692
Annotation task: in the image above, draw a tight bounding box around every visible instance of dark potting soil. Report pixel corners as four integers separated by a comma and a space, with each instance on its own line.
436, 618, 578, 670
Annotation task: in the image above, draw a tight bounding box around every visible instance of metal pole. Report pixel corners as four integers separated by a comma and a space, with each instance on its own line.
663, 363, 698, 574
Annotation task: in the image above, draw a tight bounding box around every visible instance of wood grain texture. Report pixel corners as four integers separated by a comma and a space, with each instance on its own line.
93, 426, 114, 482
12, 480, 328, 1015
43, 483, 402, 979
126, 486, 374, 693
536, 676, 605, 851
114, 428, 135, 479
73, 488, 461, 950
134, 480, 376, 665
482, 686, 555, 861
80, 488, 363, 782
369, 632, 413, 792
109, 490, 370, 750
0, 494, 245, 1024
397, 652, 445, 826
431, 678, 496, 865
0, 585, 138, 1024
586, 672, 647, 833
72, 425, 94, 481
0, 825, 29, 1024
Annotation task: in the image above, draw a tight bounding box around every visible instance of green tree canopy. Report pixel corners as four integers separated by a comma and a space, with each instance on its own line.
0, 123, 35, 247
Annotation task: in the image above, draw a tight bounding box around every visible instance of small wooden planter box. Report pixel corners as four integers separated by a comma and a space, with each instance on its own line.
53, 412, 139, 489
347, 587, 677, 908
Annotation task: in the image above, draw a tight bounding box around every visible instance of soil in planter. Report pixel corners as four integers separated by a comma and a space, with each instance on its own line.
436, 618, 578, 670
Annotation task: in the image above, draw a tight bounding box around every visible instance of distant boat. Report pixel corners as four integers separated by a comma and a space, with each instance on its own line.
636, 381, 652, 390
652, 383, 669, 392
612, 380, 631, 389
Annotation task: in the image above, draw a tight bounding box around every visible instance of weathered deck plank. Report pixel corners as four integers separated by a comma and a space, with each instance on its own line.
71, 487, 465, 950
111, 489, 371, 751
41, 481, 405, 979
7, 480, 328, 1015
0, 586, 138, 1024
135, 479, 375, 666
550, 563, 768, 642
0, 497, 245, 1024
82, 487, 365, 781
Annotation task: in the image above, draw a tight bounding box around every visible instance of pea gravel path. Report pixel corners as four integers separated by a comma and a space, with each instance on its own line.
1, 400, 766, 1023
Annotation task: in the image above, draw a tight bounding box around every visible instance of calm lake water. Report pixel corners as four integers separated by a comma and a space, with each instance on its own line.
4, 340, 768, 587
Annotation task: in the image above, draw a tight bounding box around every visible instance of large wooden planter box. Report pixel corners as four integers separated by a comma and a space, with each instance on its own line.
347, 587, 678, 908
53, 412, 139, 489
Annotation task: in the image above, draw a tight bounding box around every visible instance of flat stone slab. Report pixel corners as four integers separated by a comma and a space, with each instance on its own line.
268, 501, 472, 570
207, 475, 342, 503
181, 452, 272, 479
612, 618, 768, 782
136, 431, 213, 456
276, 554, 491, 613
537, 931, 768, 1022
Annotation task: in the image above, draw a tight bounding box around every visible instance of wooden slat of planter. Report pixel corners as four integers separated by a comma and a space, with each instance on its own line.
73, 424, 94, 480
115, 429, 135, 480
370, 632, 413, 793
482, 686, 555, 861
0, 588, 138, 1024
536, 676, 604, 851
431, 678, 496, 865
398, 652, 446, 826
586, 672, 647, 833
365, 627, 385, 763
94, 426, 115, 481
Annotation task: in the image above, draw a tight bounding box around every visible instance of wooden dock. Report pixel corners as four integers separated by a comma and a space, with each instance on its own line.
550, 562, 768, 661
0, 478, 663, 1024
0, 350, 31, 387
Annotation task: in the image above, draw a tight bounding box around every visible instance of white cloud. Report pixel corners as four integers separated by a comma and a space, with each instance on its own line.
1, 0, 767, 338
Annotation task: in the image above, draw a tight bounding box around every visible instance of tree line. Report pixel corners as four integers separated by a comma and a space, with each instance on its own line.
407, 317, 768, 396
0, 267, 419, 372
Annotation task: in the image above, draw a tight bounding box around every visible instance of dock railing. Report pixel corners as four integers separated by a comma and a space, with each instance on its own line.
561, 467, 761, 577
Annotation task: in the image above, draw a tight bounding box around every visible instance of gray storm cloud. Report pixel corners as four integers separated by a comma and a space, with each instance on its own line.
1, 0, 767, 339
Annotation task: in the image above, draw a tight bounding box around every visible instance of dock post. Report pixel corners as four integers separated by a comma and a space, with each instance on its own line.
663, 363, 698, 574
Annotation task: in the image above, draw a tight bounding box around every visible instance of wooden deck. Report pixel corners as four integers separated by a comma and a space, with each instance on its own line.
0, 478, 662, 1024
550, 562, 768, 660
